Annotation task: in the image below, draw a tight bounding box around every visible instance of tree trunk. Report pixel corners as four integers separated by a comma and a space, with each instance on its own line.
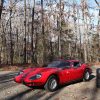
41, 0, 46, 64
58, 0, 62, 58
94, 0, 100, 61
31, 0, 35, 63
10, 9, 13, 65
24, 0, 27, 64
50, 40, 53, 61
0, 0, 3, 19
9, 0, 14, 65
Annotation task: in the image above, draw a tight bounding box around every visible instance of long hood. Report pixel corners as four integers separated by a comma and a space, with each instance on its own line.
31, 67, 59, 74
24, 67, 60, 77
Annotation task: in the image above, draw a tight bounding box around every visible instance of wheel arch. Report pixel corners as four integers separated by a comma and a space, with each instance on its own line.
45, 73, 60, 85
85, 68, 91, 73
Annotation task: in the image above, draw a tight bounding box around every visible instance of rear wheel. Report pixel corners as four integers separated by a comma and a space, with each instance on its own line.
83, 70, 90, 81
44, 75, 58, 92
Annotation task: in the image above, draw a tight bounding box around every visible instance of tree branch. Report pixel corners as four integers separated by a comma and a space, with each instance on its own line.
94, 0, 99, 6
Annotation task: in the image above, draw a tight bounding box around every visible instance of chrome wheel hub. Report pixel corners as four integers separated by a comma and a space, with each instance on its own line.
85, 72, 90, 80
50, 79, 57, 89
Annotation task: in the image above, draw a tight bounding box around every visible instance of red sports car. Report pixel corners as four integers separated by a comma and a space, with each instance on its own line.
14, 60, 92, 91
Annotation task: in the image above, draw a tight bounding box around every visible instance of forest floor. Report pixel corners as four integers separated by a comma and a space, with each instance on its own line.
0, 65, 100, 100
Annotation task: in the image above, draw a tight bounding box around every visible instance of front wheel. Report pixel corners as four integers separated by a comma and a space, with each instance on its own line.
44, 75, 58, 92
83, 70, 90, 81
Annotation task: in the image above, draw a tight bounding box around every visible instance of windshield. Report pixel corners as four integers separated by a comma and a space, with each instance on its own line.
47, 60, 70, 68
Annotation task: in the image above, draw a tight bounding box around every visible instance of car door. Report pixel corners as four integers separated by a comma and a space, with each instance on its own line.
72, 61, 84, 80
59, 61, 72, 84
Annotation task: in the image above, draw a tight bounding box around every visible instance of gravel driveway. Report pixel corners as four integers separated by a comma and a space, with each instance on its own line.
0, 66, 100, 100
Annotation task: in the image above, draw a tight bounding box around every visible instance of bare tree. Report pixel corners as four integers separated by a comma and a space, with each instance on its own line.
0, 0, 4, 19
31, 0, 35, 63
94, 0, 100, 61
0, 0, 99, 65
9, 0, 14, 65
41, 0, 46, 64
24, 0, 27, 63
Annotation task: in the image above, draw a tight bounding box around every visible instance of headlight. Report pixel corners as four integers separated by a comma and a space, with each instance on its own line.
16, 71, 23, 76
19, 71, 23, 75
30, 74, 42, 80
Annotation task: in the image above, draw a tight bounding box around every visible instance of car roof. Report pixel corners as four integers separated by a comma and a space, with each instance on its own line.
56, 59, 80, 62
66, 60, 80, 62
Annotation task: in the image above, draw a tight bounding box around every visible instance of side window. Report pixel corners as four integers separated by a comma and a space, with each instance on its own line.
60, 62, 70, 68
73, 62, 80, 68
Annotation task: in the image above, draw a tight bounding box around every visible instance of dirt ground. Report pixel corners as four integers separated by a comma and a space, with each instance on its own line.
0, 65, 100, 100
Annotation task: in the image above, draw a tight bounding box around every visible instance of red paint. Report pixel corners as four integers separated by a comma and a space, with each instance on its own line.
14, 60, 92, 87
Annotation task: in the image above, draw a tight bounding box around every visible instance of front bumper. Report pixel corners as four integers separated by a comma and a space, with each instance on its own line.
23, 80, 44, 87
14, 75, 23, 83
23, 81, 34, 86
14, 73, 47, 86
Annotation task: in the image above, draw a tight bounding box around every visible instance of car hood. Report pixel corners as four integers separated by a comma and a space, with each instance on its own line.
23, 67, 60, 77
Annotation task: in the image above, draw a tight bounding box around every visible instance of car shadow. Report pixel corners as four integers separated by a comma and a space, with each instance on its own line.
57, 74, 96, 90
28, 86, 45, 90
6, 86, 62, 100
89, 74, 95, 80
7, 88, 33, 100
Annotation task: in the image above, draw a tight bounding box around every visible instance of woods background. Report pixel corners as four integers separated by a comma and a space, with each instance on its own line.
0, 0, 100, 65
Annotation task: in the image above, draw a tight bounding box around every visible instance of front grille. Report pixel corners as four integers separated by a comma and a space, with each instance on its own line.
23, 81, 34, 86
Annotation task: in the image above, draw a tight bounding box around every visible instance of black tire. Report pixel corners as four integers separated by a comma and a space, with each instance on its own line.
44, 75, 58, 92
96, 68, 100, 79
83, 70, 90, 81
96, 78, 100, 88
96, 68, 100, 88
